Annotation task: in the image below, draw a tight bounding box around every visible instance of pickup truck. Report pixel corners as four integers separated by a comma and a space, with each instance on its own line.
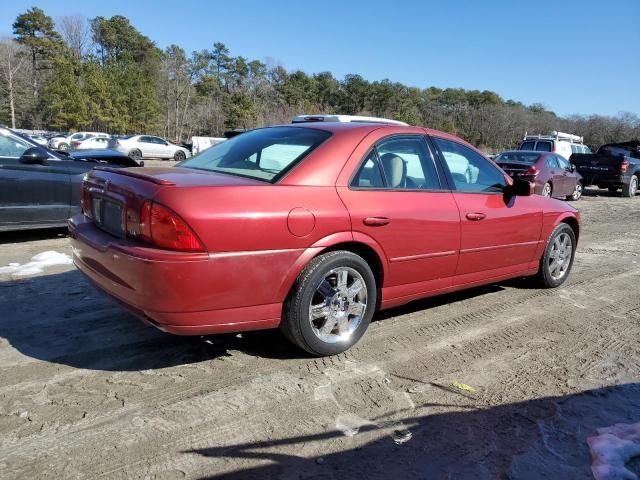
571, 141, 640, 197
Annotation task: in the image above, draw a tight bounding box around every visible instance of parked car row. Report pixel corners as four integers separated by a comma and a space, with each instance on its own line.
493, 132, 640, 200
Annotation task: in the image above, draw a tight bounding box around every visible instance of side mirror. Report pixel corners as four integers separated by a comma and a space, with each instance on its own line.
507, 178, 533, 196
20, 146, 50, 165
570, 164, 576, 172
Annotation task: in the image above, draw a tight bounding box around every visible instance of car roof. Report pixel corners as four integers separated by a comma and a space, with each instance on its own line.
283, 121, 477, 149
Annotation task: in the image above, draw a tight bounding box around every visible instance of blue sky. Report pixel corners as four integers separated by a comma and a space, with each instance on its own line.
2, 0, 639, 116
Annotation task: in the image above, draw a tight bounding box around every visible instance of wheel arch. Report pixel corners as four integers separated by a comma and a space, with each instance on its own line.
559, 215, 580, 243
276, 233, 389, 308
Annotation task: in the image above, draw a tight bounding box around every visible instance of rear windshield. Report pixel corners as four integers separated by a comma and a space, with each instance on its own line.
495, 152, 541, 165
519, 141, 535, 150
600, 145, 640, 159
179, 126, 331, 182
534, 141, 552, 152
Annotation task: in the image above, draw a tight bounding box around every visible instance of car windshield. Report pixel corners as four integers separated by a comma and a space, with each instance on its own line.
496, 152, 541, 165
179, 126, 331, 182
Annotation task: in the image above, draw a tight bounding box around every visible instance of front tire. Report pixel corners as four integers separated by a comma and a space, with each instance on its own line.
535, 223, 576, 288
567, 182, 583, 201
174, 150, 186, 162
281, 251, 377, 356
622, 176, 638, 198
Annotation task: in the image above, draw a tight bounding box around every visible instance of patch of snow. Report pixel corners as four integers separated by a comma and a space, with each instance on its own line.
588, 422, 640, 480
0, 251, 72, 276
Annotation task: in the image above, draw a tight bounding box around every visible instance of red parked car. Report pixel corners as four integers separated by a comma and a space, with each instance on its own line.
69, 116, 580, 356
495, 151, 583, 200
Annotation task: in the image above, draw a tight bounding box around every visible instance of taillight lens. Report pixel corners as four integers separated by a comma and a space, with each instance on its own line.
525, 166, 540, 176
621, 160, 630, 173
136, 201, 203, 252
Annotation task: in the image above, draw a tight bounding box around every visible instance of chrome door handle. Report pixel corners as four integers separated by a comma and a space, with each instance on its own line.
363, 217, 391, 226
466, 212, 486, 221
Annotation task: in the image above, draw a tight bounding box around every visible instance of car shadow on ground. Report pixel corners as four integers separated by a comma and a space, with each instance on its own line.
0, 269, 542, 371
582, 187, 626, 198
0, 227, 68, 245
186, 382, 640, 479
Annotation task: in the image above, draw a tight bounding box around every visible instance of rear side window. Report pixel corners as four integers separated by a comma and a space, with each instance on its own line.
546, 156, 560, 168
434, 137, 506, 193
181, 127, 331, 182
535, 141, 553, 152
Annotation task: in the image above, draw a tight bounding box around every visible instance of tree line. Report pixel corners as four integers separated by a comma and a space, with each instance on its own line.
0, 7, 638, 150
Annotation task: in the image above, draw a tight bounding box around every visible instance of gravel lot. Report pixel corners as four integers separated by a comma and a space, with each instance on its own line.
1, 180, 639, 479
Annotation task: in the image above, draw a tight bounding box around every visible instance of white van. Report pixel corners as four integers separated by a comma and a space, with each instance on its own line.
518, 131, 591, 160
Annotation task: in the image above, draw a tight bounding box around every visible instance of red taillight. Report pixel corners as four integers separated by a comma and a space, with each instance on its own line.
526, 166, 540, 176
621, 160, 630, 173
80, 181, 92, 218
71, 141, 80, 147
136, 201, 203, 252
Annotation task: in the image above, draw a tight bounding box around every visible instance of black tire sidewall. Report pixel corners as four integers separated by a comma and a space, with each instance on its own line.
174, 151, 186, 161
539, 224, 576, 288
285, 252, 377, 356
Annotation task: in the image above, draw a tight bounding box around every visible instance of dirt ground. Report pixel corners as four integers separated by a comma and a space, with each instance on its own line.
1, 181, 639, 479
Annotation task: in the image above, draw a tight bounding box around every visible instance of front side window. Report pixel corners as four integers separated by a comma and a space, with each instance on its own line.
352, 136, 440, 190
556, 156, 571, 170
434, 137, 507, 193
180, 126, 331, 182
0, 131, 30, 158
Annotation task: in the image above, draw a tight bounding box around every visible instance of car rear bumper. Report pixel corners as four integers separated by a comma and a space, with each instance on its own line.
69, 214, 282, 335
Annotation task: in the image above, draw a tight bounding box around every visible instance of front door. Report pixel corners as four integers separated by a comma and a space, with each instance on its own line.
337, 134, 461, 302
431, 136, 543, 285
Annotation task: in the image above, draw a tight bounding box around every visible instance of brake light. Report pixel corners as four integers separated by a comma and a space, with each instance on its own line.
621, 160, 630, 173
136, 201, 203, 252
71, 141, 80, 147
525, 166, 540, 176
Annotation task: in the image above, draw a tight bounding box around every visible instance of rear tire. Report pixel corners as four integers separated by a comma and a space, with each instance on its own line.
58, 143, 69, 151
281, 251, 377, 356
567, 182, 582, 201
535, 223, 576, 288
128, 149, 142, 161
541, 182, 552, 197
622, 176, 638, 198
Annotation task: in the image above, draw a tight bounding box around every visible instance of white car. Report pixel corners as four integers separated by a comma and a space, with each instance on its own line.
71, 135, 111, 150
518, 131, 592, 160
109, 135, 190, 161
49, 132, 110, 151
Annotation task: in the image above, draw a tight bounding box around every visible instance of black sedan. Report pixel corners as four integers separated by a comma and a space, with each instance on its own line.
0, 127, 141, 232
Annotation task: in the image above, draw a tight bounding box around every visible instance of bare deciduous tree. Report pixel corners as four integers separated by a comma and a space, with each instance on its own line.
58, 14, 91, 59
0, 38, 27, 128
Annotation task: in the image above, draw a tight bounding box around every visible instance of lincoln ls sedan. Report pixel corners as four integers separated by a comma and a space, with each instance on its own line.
69, 117, 580, 356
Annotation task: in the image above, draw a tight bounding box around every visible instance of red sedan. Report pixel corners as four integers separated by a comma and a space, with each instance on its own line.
495, 150, 584, 200
69, 117, 580, 356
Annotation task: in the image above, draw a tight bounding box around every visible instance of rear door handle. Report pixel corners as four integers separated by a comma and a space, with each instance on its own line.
363, 216, 391, 226
466, 212, 486, 221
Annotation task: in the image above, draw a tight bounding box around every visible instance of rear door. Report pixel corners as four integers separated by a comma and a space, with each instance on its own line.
431, 136, 543, 285
337, 133, 461, 300
545, 154, 567, 196
0, 131, 71, 228
556, 155, 578, 194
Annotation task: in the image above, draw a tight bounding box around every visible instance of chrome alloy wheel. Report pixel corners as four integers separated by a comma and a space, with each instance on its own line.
572, 183, 583, 200
547, 232, 572, 281
542, 183, 552, 197
308, 267, 367, 343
